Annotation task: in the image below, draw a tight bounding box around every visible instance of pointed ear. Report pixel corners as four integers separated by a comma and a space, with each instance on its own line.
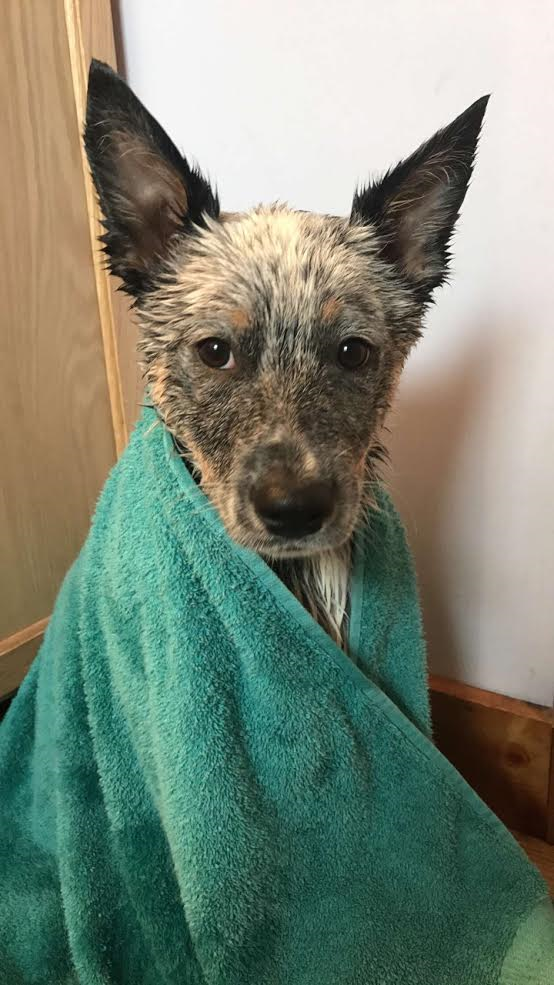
84, 60, 219, 296
351, 96, 489, 302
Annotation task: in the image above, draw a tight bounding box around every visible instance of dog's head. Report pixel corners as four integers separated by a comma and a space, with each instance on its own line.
85, 61, 487, 558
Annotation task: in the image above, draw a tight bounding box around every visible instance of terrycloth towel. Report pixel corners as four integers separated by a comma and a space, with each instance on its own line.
0, 407, 552, 985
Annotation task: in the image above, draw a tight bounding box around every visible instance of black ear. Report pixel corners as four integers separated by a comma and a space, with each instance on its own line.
84, 60, 219, 297
351, 96, 489, 302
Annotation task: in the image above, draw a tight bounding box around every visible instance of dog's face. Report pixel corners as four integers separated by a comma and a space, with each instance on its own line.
86, 61, 487, 558
139, 207, 419, 558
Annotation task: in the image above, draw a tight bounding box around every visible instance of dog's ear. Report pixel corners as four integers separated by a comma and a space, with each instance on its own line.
351, 96, 489, 302
84, 60, 219, 296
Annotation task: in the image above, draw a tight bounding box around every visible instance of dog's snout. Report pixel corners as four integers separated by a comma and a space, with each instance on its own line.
251, 475, 335, 539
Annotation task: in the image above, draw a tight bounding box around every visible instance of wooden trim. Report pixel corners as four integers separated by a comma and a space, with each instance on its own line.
0, 617, 49, 659
63, 0, 128, 456
0, 632, 46, 702
512, 831, 554, 896
430, 675, 553, 842
109, 0, 127, 76
548, 738, 554, 844
430, 674, 553, 726
0, 619, 48, 699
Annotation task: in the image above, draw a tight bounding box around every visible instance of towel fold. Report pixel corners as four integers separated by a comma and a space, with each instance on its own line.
1, 407, 552, 984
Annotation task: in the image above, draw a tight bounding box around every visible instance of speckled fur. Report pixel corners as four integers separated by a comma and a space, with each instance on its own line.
135, 208, 419, 643
138, 208, 419, 533
85, 61, 488, 647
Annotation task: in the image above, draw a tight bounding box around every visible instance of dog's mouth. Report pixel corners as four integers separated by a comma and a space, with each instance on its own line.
227, 494, 358, 560
182, 441, 365, 559
192, 457, 367, 560
233, 529, 350, 561
251, 530, 340, 560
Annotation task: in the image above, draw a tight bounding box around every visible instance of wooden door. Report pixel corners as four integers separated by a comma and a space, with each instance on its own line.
0, 0, 138, 699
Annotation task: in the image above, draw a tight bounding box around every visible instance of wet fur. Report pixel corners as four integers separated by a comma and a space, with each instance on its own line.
139, 208, 410, 646
85, 61, 488, 649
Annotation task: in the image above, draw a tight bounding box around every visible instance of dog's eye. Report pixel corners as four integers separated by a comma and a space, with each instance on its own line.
337, 338, 374, 370
196, 338, 236, 370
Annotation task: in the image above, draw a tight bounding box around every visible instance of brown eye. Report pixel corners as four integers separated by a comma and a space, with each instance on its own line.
196, 337, 236, 370
337, 337, 374, 370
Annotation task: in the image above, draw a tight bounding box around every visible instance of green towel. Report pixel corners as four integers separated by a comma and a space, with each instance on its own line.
0, 407, 552, 985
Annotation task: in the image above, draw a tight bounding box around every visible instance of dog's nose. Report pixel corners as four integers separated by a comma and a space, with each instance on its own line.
251, 477, 335, 539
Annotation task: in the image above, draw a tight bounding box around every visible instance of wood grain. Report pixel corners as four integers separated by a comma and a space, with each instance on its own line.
0, 618, 49, 658
0, 635, 44, 701
0, 0, 116, 639
64, 0, 129, 453
513, 831, 554, 897
431, 676, 553, 840
546, 736, 554, 845
431, 674, 553, 725
72, 0, 142, 435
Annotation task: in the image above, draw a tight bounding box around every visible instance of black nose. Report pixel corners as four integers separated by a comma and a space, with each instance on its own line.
251, 476, 335, 539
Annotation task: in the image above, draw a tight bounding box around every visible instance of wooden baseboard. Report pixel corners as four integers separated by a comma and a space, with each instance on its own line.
0, 618, 48, 700
513, 831, 554, 896
430, 675, 554, 842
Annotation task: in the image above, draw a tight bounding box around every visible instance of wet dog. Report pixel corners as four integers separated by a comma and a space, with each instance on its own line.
85, 60, 487, 646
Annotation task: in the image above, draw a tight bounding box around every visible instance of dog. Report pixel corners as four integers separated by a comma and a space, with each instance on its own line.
85, 60, 487, 648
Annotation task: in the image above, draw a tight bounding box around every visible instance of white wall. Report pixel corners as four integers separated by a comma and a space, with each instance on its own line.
119, 0, 554, 705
